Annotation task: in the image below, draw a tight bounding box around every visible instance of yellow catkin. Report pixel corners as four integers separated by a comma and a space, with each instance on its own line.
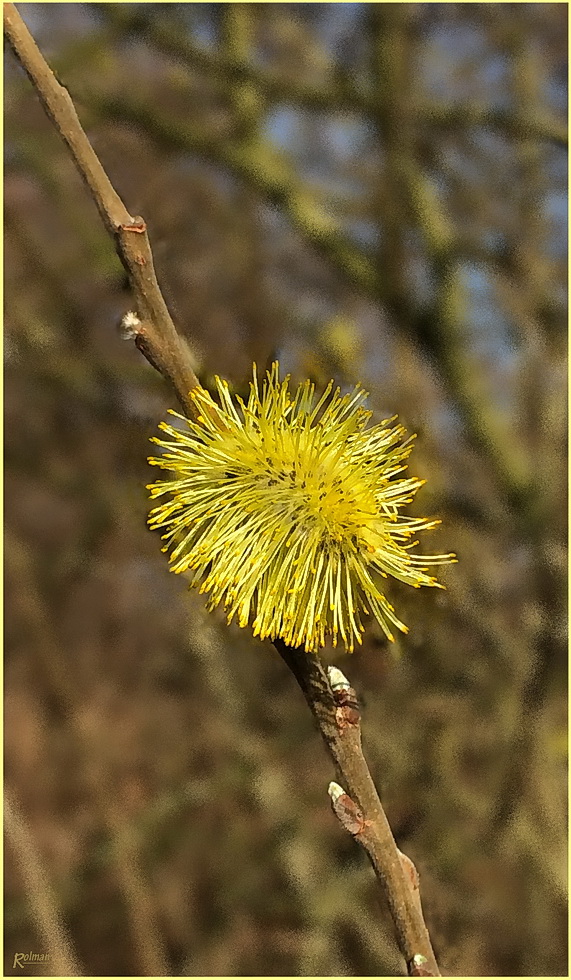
147, 363, 455, 652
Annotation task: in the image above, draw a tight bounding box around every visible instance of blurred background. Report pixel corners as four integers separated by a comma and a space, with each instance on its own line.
4, 3, 568, 976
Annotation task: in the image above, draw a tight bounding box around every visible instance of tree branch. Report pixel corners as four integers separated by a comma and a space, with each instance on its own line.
273, 641, 440, 976
6, 6, 441, 974
5, 787, 83, 977
96, 4, 567, 149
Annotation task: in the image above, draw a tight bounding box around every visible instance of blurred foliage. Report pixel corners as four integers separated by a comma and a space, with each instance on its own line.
4, 3, 567, 977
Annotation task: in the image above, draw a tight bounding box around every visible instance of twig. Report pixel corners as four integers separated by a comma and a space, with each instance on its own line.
6, 6, 441, 974
274, 642, 440, 976
4, 2, 200, 420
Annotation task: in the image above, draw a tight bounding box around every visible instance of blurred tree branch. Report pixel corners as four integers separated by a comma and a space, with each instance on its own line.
4, 786, 83, 977
6, 533, 170, 977
67, 49, 555, 516
80, 88, 538, 508
10, 3, 564, 519
93, 90, 382, 294
95, 4, 567, 149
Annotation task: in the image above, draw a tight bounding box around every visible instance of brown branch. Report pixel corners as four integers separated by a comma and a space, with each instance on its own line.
6, 6, 441, 974
3, 2, 200, 420
273, 641, 440, 976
